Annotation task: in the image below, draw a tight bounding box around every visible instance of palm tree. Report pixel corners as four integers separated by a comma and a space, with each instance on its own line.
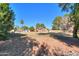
20, 19, 24, 27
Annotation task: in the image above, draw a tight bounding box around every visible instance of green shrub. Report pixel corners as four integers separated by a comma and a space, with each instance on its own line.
29, 26, 35, 32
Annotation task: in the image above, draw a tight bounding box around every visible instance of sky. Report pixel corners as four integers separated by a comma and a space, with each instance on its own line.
10, 3, 67, 29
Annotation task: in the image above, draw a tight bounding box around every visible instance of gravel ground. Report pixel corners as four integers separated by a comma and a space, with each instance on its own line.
0, 32, 79, 56
0, 33, 34, 56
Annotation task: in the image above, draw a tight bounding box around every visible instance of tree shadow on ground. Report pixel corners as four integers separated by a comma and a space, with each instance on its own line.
0, 33, 52, 56
0, 33, 39, 56
38, 32, 79, 47
1, 32, 79, 56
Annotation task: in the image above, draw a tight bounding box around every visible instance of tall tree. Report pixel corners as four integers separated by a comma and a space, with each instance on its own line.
0, 3, 15, 40
20, 19, 24, 27
59, 3, 79, 38
52, 16, 62, 30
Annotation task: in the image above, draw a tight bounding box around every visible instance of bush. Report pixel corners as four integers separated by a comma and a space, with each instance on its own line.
0, 32, 9, 40
29, 26, 35, 32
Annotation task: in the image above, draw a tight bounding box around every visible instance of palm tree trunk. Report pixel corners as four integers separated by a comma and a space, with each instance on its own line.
73, 25, 78, 38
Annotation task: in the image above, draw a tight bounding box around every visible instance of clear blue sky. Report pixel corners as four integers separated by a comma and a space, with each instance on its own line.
10, 3, 67, 29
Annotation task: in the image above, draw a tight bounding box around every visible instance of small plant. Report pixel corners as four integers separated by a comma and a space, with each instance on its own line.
0, 32, 10, 40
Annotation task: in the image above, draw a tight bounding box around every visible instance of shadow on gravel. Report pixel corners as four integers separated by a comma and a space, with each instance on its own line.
0, 33, 39, 56
38, 32, 79, 47
0, 33, 54, 56
1, 32, 79, 56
